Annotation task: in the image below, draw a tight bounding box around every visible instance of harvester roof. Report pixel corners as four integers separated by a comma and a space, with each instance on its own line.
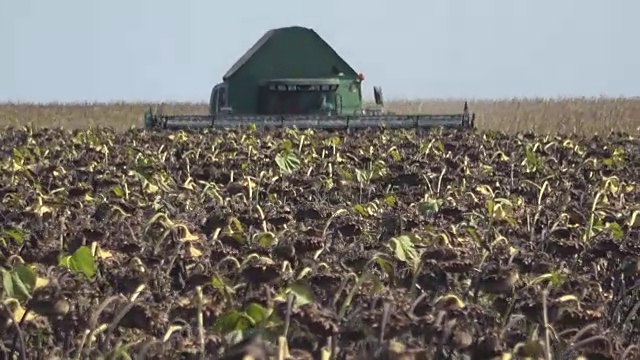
222, 26, 359, 81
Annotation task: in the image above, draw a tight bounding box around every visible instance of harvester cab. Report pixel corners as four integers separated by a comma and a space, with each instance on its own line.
256, 78, 342, 116
210, 83, 231, 115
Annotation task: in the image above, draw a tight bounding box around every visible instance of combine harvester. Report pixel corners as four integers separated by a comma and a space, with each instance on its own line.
144, 26, 475, 131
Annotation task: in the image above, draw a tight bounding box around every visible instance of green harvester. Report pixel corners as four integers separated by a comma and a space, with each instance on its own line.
144, 26, 475, 130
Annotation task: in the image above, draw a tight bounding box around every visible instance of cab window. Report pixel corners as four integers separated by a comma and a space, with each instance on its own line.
211, 88, 219, 113
218, 86, 227, 108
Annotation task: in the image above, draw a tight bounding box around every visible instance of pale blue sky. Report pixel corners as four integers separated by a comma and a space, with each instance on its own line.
1, 0, 638, 102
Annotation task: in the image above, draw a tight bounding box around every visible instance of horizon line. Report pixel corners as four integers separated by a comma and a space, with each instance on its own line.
2, 95, 640, 106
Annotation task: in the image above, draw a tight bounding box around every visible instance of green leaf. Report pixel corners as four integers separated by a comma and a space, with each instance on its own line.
280, 139, 294, 153
524, 146, 542, 171
11, 272, 31, 301
213, 310, 253, 334
211, 273, 231, 292
323, 136, 341, 147
255, 232, 276, 248
391, 240, 406, 261
389, 148, 402, 162
275, 151, 300, 174
607, 222, 624, 240
228, 217, 245, 235
210, 273, 235, 301
245, 303, 271, 324
373, 255, 395, 282
336, 167, 353, 182
59, 246, 96, 280
1, 265, 38, 302
384, 194, 397, 207
14, 264, 37, 293
388, 235, 418, 263
466, 227, 481, 243
287, 281, 314, 307
485, 199, 495, 215
355, 169, 368, 184
417, 200, 439, 215
550, 271, 567, 287
353, 204, 368, 217
2, 270, 14, 298
2, 227, 25, 245
12, 148, 24, 161
111, 185, 125, 198
72, 246, 96, 279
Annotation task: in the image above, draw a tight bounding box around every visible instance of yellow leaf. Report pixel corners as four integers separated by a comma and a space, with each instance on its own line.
176, 224, 201, 241
242, 179, 257, 190
177, 296, 192, 306
555, 294, 579, 303
493, 204, 508, 219
182, 178, 196, 190
144, 183, 159, 194
481, 165, 494, 174
11, 303, 37, 323
35, 277, 49, 289
475, 185, 494, 197
97, 249, 113, 259
187, 244, 203, 258
169, 131, 188, 142
629, 211, 640, 228
434, 294, 465, 309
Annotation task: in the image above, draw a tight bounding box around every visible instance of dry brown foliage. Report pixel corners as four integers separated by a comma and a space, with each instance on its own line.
1, 97, 639, 135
